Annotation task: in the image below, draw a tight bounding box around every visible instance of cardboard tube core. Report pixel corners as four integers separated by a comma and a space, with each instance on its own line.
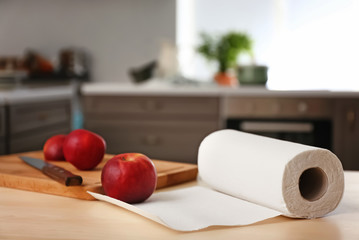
299, 167, 328, 201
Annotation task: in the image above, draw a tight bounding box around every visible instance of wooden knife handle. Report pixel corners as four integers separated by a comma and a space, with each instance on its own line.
42, 164, 83, 186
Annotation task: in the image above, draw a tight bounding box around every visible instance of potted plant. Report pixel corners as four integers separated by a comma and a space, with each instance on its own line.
197, 31, 253, 86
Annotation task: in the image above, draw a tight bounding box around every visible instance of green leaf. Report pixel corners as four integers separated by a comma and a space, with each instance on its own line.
196, 31, 253, 72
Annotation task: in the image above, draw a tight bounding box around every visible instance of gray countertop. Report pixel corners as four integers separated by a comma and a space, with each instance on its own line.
81, 81, 359, 98
0, 85, 74, 105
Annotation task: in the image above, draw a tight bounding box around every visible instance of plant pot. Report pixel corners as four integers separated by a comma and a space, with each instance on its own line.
214, 72, 238, 87
237, 65, 268, 85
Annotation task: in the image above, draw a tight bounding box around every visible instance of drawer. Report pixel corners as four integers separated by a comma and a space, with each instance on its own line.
9, 125, 71, 154
0, 107, 5, 137
9, 100, 71, 134
225, 97, 333, 119
85, 119, 220, 163
83, 96, 220, 118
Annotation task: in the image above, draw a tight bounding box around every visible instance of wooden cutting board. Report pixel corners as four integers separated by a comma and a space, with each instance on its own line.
0, 151, 198, 200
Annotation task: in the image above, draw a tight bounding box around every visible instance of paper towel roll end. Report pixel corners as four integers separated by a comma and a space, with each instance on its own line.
283, 149, 344, 218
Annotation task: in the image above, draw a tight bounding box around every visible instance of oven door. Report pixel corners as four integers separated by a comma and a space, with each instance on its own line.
226, 119, 332, 150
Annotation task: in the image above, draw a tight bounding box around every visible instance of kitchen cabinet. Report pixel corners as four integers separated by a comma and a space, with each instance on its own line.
7, 99, 72, 153
83, 95, 221, 163
81, 82, 359, 169
333, 99, 359, 170
0, 86, 74, 154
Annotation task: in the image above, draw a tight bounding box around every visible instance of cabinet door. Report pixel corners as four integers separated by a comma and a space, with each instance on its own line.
9, 126, 70, 153
86, 119, 219, 163
333, 99, 359, 170
9, 100, 71, 134
83, 95, 221, 163
8, 100, 72, 154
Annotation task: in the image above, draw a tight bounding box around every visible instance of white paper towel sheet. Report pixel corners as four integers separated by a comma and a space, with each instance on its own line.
89, 130, 345, 231
89, 186, 280, 231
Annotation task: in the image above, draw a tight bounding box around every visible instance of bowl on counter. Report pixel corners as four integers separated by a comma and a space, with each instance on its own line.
237, 65, 268, 85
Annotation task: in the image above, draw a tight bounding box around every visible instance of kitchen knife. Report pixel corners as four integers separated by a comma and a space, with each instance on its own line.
19, 156, 83, 186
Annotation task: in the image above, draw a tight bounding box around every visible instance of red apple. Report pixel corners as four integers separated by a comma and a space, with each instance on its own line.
63, 129, 106, 170
43, 134, 67, 161
101, 153, 157, 203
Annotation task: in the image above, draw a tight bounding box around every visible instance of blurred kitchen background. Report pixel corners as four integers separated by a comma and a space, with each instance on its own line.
1, 0, 359, 169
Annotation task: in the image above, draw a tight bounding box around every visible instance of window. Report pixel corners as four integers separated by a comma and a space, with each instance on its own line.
177, 0, 359, 90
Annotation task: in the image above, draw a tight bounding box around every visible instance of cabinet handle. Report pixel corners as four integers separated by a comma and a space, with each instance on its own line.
297, 102, 308, 113
38, 113, 48, 121
142, 100, 162, 112
346, 110, 356, 131
143, 135, 161, 146
271, 102, 281, 114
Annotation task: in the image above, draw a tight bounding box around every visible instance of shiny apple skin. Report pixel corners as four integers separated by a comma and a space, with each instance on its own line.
43, 134, 67, 161
63, 129, 106, 170
101, 153, 157, 203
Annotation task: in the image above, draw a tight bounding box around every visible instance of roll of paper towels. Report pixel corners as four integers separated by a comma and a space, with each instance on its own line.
198, 129, 344, 218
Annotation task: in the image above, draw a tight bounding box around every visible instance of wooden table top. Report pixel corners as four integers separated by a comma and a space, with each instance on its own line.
1, 172, 359, 239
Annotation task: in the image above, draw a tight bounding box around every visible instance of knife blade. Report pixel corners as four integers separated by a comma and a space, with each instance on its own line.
20, 156, 83, 186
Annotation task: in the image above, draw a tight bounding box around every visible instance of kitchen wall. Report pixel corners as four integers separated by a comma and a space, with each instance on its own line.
0, 0, 176, 82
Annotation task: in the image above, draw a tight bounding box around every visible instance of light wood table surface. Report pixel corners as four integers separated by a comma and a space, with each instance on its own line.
1, 172, 359, 240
